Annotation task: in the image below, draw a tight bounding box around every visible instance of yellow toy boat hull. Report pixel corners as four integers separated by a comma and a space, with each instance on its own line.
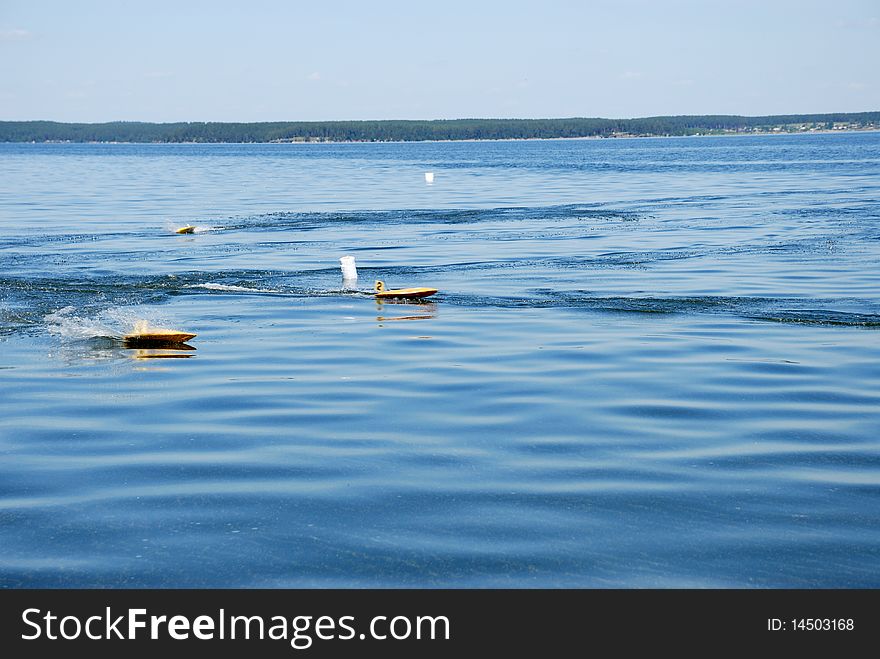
375, 287, 438, 299
176, 226, 196, 234
123, 331, 197, 347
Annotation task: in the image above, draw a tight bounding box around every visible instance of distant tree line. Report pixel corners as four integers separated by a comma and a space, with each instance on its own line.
1, 113, 878, 143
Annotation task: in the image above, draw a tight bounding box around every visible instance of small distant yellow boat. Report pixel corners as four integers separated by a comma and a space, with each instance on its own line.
176, 225, 196, 234
374, 280, 438, 300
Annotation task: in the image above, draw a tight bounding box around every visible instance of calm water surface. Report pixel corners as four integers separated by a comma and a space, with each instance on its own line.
1, 134, 879, 587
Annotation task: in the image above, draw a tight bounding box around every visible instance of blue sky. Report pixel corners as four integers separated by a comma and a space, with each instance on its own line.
1, 0, 878, 122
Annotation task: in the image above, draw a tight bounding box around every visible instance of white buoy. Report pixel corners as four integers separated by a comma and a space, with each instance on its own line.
424, 172, 434, 184
340, 255, 358, 289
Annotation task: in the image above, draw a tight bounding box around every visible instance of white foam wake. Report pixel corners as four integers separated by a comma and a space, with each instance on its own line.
45, 306, 174, 340
191, 283, 280, 293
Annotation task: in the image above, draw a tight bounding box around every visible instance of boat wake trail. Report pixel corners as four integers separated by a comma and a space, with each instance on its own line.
44, 306, 178, 342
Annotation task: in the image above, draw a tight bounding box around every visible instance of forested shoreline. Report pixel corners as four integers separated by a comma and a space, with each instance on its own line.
1, 112, 878, 143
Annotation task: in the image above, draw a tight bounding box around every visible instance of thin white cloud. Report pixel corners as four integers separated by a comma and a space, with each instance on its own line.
847, 82, 869, 90
144, 71, 174, 79
621, 71, 643, 80
0, 28, 31, 41
308, 72, 321, 81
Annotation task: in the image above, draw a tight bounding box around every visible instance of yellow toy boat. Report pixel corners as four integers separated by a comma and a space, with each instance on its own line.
374, 280, 438, 300
176, 225, 196, 234
122, 321, 196, 347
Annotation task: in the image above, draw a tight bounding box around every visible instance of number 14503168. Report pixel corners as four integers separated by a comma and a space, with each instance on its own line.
768, 618, 854, 631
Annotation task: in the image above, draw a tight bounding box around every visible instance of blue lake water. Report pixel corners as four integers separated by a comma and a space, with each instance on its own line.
1, 133, 879, 587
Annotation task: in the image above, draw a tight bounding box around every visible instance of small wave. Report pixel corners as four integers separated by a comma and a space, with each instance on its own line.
439, 292, 880, 327
202, 204, 639, 233
749, 310, 880, 327
441, 292, 742, 313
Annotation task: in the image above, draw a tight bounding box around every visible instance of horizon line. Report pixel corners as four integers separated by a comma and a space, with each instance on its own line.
3, 110, 880, 125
